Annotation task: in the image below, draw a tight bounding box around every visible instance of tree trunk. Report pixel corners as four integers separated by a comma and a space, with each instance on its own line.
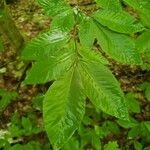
0, 0, 24, 51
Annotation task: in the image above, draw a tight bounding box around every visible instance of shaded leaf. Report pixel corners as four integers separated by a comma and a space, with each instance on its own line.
104, 141, 120, 150
126, 93, 140, 113
117, 117, 139, 128
136, 30, 150, 52
134, 141, 143, 150
0, 89, 18, 112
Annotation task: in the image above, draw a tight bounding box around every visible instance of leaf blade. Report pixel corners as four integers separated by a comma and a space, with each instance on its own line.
21, 30, 69, 60
79, 59, 129, 120
95, 0, 122, 11
43, 68, 86, 149
93, 9, 144, 34
37, 0, 70, 16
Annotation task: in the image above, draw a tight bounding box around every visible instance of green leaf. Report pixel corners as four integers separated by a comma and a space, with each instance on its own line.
21, 117, 33, 133
140, 121, 150, 141
24, 141, 41, 150
43, 68, 86, 149
136, 30, 150, 52
95, 0, 122, 11
37, 0, 70, 17
0, 89, 18, 112
96, 23, 142, 65
123, 0, 150, 28
79, 18, 142, 64
134, 141, 143, 150
21, 30, 69, 60
145, 88, 150, 102
104, 141, 120, 150
22, 31, 75, 84
79, 58, 129, 120
128, 125, 140, 139
126, 93, 140, 113
117, 117, 139, 128
62, 137, 81, 150
32, 94, 44, 111
51, 9, 75, 32
79, 17, 96, 48
91, 132, 101, 150
144, 146, 150, 150
23, 143, 34, 150
140, 82, 150, 102
93, 9, 144, 34
104, 121, 120, 134
24, 48, 74, 84
79, 48, 108, 65
123, 0, 142, 10
9, 144, 22, 150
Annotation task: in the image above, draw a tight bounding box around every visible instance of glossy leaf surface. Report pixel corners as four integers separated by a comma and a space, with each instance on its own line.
43, 68, 85, 149
37, 0, 70, 16
96, 0, 122, 11
79, 57, 129, 120
79, 18, 142, 64
93, 9, 144, 34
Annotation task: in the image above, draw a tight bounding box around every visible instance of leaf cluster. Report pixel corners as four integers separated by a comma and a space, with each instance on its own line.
20, 0, 150, 149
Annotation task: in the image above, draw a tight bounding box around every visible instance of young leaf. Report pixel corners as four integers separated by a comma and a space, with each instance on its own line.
93, 9, 144, 34
79, 59, 129, 120
43, 68, 86, 149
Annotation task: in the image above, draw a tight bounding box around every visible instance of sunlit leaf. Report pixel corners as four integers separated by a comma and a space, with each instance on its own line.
43, 68, 85, 149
